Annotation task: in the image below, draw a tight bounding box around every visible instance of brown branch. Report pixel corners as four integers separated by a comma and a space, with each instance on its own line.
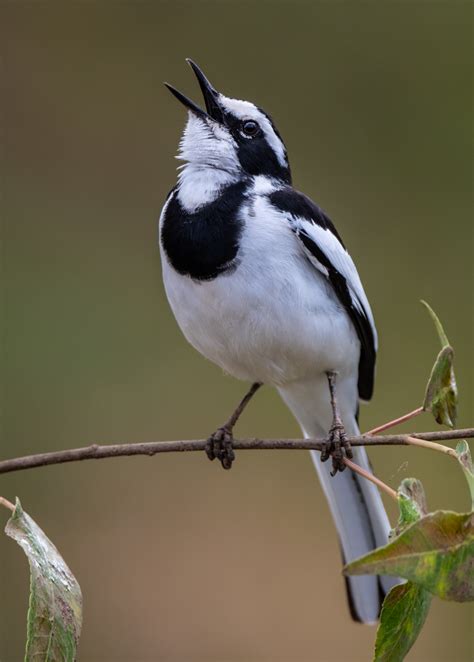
0, 428, 472, 475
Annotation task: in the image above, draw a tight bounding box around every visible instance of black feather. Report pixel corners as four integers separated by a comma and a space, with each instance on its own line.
160, 181, 248, 281
220, 107, 291, 184
269, 187, 376, 400
270, 187, 345, 246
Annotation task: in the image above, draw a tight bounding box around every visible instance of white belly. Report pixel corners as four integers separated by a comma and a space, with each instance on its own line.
160, 209, 360, 387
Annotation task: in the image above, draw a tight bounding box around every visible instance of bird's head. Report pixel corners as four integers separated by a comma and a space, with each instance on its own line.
165, 60, 291, 185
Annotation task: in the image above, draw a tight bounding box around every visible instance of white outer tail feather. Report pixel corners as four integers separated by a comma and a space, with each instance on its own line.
308, 420, 398, 623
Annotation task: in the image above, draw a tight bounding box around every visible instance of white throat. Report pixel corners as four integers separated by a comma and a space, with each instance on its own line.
177, 162, 238, 213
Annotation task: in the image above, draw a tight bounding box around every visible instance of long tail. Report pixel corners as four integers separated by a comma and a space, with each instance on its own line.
310, 432, 397, 623
278, 379, 398, 623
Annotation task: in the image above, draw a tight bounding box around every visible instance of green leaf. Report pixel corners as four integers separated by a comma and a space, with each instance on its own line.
374, 582, 432, 662
421, 301, 458, 427
456, 440, 474, 510
420, 299, 449, 347
4, 498, 83, 661
344, 510, 474, 602
423, 346, 457, 427
375, 478, 431, 661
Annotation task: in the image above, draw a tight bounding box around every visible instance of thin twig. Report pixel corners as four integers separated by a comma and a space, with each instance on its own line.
0, 497, 15, 512
343, 459, 398, 501
367, 406, 425, 435
0, 428, 471, 475
404, 435, 458, 458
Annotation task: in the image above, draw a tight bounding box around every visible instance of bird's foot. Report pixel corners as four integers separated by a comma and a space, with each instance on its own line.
320, 421, 353, 476
205, 426, 235, 470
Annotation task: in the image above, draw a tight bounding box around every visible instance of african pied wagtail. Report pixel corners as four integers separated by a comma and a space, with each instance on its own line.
159, 60, 396, 623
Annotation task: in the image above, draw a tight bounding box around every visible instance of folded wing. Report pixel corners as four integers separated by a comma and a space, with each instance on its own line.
269, 187, 377, 401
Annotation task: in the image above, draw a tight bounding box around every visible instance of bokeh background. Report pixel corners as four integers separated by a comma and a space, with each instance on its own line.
1, 2, 472, 660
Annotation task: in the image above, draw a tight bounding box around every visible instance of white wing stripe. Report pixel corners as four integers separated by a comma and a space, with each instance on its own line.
290, 216, 378, 350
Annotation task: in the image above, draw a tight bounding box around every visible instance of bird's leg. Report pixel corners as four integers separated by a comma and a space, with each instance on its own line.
320, 371, 354, 476
206, 382, 262, 470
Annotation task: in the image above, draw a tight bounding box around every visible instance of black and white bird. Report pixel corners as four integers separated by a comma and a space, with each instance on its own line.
159, 60, 395, 624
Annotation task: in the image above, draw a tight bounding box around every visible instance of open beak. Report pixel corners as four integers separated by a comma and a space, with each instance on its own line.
164, 59, 224, 123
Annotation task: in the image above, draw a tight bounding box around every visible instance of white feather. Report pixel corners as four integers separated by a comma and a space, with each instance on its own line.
291, 216, 378, 351
176, 112, 240, 212
177, 163, 237, 212
160, 188, 360, 388
250, 175, 279, 195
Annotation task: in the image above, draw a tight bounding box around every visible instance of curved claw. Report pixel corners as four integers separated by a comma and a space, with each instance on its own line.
321, 423, 353, 476
205, 427, 235, 470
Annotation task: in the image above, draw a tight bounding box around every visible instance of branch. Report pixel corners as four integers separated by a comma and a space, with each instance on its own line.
0, 496, 15, 512
0, 428, 472, 475
404, 435, 458, 458
343, 458, 398, 501
367, 406, 425, 435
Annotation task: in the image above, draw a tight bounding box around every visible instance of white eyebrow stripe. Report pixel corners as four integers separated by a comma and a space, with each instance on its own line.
218, 94, 288, 168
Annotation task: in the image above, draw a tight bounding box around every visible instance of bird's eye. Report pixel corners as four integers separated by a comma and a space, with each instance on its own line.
241, 120, 259, 137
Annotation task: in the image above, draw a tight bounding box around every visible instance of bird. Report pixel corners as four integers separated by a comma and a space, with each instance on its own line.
159, 59, 395, 624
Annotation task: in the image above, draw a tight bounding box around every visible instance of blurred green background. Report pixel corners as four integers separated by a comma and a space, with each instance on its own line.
1, 1, 472, 660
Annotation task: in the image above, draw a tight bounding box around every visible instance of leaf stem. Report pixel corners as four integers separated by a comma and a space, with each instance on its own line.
367, 406, 424, 435
404, 436, 458, 458
343, 458, 398, 501
0, 496, 15, 512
